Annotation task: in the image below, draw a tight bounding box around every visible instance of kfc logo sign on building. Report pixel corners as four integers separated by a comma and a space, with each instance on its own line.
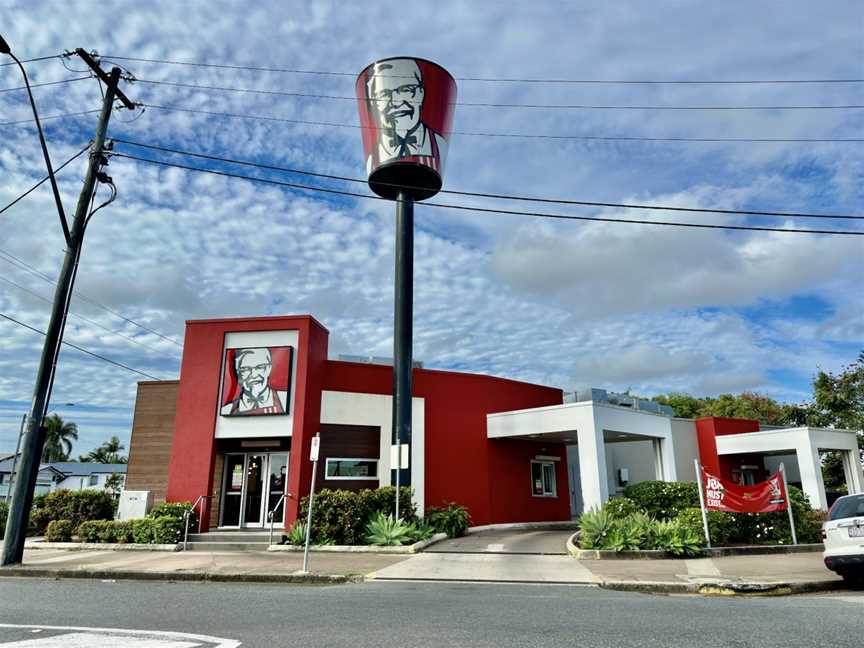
356, 57, 457, 200
220, 346, 293, 417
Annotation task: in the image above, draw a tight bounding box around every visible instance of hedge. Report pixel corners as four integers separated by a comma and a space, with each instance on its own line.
299, 487, 416, 545
29, 489, 115, 536
622, 481, 700, 520
77, 519, 134, 544
45, 519, 75, 542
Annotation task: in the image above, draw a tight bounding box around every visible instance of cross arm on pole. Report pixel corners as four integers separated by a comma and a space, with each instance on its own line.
74, 49, 136, 110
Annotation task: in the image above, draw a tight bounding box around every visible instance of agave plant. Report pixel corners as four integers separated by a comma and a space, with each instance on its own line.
578, 507, 614, 549
406, 519, 436, 543
285, 521, 307, 546
364, 512, 413, 546
652, 519, 702, 556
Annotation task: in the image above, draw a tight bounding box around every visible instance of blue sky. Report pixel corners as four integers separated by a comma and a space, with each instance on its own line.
0, 1, 862, 455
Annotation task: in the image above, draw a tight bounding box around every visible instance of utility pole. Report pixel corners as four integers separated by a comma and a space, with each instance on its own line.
1, 52, 134, 566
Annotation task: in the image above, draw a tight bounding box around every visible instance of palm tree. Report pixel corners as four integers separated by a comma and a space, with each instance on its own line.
41, 414, 78, 463
82, 435, 127, 464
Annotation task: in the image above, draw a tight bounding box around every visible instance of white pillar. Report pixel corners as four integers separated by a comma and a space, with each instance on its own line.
653, 439, 664, 480
843, 448, 864, 494
796, 443, 828, 510
576, 411, 608, 511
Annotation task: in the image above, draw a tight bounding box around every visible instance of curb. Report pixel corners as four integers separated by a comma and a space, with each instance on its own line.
267, 533, 448, 554
25, 542, 181, 552
0, 567, 364, 585
599, 579, 844, 596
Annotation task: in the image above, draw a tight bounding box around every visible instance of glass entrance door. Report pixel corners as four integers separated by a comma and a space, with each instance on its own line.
243, 454, 266, 527
220, 452, 290, 528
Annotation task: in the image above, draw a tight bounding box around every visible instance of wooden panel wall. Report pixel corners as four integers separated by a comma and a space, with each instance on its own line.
125, 381, 179, 505
316, 424, 380, 492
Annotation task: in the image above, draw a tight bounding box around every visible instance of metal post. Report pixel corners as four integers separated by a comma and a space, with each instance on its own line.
1, 68, 122, 567
780, 463, 798, 545
694, 459, 712, 549
4, 415, 25, 504
392, 190, 413, 520
302, 434, 320, 574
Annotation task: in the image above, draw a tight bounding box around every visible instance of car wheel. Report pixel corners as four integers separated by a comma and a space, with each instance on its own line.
840, 570, 864, 590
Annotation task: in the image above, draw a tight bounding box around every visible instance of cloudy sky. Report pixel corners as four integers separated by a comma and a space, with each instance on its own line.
0, 1, 861, 455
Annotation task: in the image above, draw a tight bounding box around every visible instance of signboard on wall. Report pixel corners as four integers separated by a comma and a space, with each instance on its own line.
220, 346, 294, 417
703, 470, 788, 513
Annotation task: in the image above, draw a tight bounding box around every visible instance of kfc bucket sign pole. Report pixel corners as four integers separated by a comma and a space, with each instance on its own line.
356, 57, 457, 516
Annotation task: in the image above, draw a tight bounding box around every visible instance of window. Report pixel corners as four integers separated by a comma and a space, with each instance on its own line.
531, 460, 557, 497
88, 474, 99, 486
325, 458, 378, 480
830, 494, 864, 521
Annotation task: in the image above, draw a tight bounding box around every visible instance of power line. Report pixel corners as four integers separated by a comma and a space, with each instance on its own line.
0, 54, 61, 68
112, 138, 864, 221
0, 311, 162, 381
140, 103, 864, 143
0, 76, 92, 93
115, 152, 864, 236
0, 248, 183, 347
101, 55, 864, 85
0, 144, 91, 216
0, 109, 100, 126
133, 77, 864, 110
0, 274, 180, 356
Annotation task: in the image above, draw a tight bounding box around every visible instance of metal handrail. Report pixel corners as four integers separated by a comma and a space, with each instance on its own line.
182, 495, 211, 551
268, 492, 288, 546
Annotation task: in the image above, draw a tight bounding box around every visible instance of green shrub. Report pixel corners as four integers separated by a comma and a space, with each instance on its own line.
424, 502, 470, 538
45, 519, 75, 542
76, 519, 136, 544
131, 518, 156, 544
603, 518, 646, 551
152, 515, 184, 544
0, 500, 7, 540
623, 481, 699, 520
676, 508, 737, 546
284, 521, 308, 546
364, 512, 413, 546
603, 497, 642, 520
299, 486, 415, 545
76, 520, 109, 543
406, 519, 436, 543
30, 489, 115, 535
652, 519, 703, 556
578, 507, 614, 549
149, 502, 197, 529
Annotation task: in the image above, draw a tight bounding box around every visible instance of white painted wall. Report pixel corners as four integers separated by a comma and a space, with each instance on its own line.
320, 390, 425, 513
670, 419, 699, 482
215, 330, 299, 439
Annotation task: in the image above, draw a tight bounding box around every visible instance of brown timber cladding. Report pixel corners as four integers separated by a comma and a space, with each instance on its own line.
125, 381, 179, 505
316, 423, 380, 492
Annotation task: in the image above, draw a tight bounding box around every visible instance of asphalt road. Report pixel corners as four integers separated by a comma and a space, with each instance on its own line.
0, 578, 861, 647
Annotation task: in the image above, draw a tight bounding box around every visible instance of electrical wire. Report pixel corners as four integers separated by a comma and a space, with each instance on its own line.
0, 144, 91, 216
0, 247, 183, 347
139, 103, 864, 143
0, 311, 163, 380
99, 55, 864, 85
0, 109, 100, 126
114, 152, 864, 236
0, 76, 92, 93
132, 78, 864, 111
0, 274, 178, 356
0, 54, 62, 67
111, 138, 864, 221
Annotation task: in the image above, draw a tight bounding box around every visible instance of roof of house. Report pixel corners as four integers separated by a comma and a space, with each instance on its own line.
0, 458, 126, 476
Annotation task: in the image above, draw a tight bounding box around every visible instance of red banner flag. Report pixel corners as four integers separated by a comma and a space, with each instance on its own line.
703, 470, 788, 513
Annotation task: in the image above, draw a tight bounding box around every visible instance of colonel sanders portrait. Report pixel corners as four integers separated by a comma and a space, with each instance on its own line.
220, 347, 289, 416
365, 58, 448, 174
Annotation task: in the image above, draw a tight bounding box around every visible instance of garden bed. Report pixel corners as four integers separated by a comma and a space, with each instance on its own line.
24, 539, 181, 551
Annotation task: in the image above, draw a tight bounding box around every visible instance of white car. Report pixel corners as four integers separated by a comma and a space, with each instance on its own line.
823, 493, 864, 586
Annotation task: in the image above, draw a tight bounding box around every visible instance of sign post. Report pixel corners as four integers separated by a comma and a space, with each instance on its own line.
301, 433, 320, 574
694, 459, 712, 549
356, 58, 457, 519
779, 462, 798, 545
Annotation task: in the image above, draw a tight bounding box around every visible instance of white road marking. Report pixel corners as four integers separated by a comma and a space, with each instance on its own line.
0, 625, 240, 648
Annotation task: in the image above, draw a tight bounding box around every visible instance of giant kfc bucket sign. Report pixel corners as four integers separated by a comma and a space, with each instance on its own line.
356, 57, 457, 200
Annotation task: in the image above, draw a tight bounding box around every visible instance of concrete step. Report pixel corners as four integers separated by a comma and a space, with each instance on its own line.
185, 541, 274, 551
187, 531, 276, 543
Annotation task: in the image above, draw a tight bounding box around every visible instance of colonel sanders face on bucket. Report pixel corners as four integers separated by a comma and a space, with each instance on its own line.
365, 58, 447, 170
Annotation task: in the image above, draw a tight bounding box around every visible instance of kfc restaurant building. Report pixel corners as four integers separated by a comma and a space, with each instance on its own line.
125, 314, 864, 531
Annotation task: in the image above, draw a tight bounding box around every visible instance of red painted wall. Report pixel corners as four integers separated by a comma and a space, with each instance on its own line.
165, 315, 328, 526
695, 417, 761, 479
323, 361, 568, 526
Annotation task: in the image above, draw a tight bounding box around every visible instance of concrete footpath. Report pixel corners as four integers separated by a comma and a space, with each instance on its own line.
0, 546, 845, 595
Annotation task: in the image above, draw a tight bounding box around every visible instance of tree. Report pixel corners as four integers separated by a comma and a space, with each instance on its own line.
41, 414, 78, 463
653, 392, 798, 426
807, 352, 864, 491
104, 472, 125, 498
652, 393, 703, 419
80, 435, 127, 464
